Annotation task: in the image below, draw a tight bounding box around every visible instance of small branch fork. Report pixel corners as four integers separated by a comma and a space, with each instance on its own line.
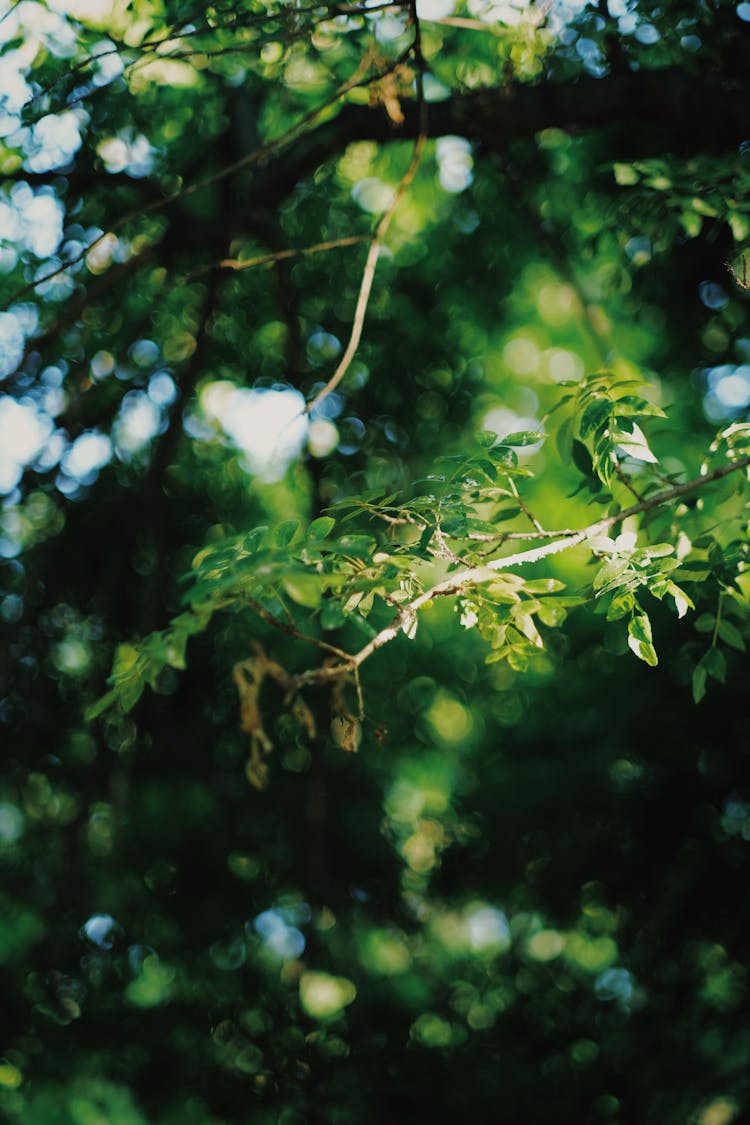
244, 454, 750, 693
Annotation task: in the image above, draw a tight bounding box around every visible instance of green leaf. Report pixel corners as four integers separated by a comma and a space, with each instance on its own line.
614, 439, 658, 464
506, 647, 530, 672
523, 579, 566, 594
307, 516, 335, 541
593, 558, 630, 593
85, 689, 119, 722
571, 439, 594, 477
692, 197, 718, 217
320, 601, 347, 630
717, 619, 745, 652
537, 601, 568, 627
694, 614, 716, 633
512, 612, 543, 648
441, 516, 467, 537
476, 430, 498, 447
676, 561, 711, 581
358, 590, 376, 618
501, 430, 545, 447
244, 526, 268, 553
118, 677, 145, 713
282, 574, 324, 609
492, 506, 522, 524
487, 445, 518, 468
680, 210, 703, 239
556, 418, 573, 464
165, 632, 189, 670
692, 648, 728, 697
728, 212, 750, 241
274, 520, 300, 548
464, 518, 502, 535
336, 534, 376, 559
627, 613, 657, 665
635, 543, 674, 561
613, 162, 639, 185
627, 636, 658, 666
580, 398, 611, 439
416, 524, 434, 554
628, 613, 653, 645
473, 459, 498, 481
704, 647, 726, 683
111, 643, 140, 681
667, 583, 693, 619
612, 395, 666, 419
606, 593, 634, 621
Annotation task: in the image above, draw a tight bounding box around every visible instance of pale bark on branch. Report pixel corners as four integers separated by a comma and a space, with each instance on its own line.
290, 453, 750, 688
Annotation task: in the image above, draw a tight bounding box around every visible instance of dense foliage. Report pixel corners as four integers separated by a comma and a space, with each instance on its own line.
2, 0, 750, 1121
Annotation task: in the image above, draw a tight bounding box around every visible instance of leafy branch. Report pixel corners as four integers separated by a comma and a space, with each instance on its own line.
87, 404, 750, 740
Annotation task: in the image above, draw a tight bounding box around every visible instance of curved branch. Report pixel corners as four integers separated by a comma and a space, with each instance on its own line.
250, 67, 750, 210
305, 13, 428, 414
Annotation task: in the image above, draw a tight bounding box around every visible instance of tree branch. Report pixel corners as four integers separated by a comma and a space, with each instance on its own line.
244, 596, 353, 663
182, 234, 369, 283
2, 48, 406, 309
293, 453, 750, 687
249, 67, 750, 214
305, 9, 427, 415
9, 66, 742, 313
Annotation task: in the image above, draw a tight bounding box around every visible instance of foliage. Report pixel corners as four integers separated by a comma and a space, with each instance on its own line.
2, 1, 750, 1122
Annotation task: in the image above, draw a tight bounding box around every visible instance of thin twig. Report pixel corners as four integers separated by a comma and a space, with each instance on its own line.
367, 506, 422, 527
353, 665, 365, 719
509, 477, 545, 534
3, 50, 405, 309
219, 234, 368, 272
612, 456, 646, 505
305, 9, 428, 415
0, 0, 22, 28
184, 235, 368, 282
244, 596, 352, 661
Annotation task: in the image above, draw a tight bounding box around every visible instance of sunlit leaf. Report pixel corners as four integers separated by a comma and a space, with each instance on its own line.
282, 575, 324, 609
336, 535, 376, 558
500, 430, 545, 447
274, 520, 300, 548
307, 516, 336, 540
580, 399, 611, 439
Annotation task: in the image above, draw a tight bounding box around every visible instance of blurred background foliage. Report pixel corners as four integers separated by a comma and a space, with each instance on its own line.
2, 0, 750, 1121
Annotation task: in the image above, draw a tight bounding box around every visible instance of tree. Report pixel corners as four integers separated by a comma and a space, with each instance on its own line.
1, 1, 750, 1121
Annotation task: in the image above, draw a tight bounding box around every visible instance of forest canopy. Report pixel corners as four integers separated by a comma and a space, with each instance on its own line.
2, 1, 750, 1122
